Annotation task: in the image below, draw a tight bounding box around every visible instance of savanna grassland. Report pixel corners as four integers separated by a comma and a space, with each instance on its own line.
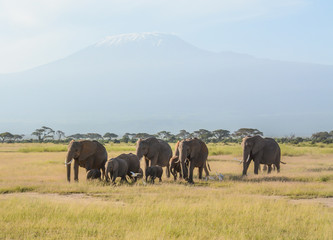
0, 143, 333, 240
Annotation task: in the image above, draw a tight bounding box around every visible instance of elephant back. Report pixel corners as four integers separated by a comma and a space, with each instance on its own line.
116, 153, 140, 173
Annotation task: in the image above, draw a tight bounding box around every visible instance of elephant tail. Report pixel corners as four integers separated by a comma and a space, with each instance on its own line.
207, 163, 211, 171
280, 161, 286, 164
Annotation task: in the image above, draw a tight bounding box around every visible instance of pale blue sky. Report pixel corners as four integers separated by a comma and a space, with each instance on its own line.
0, 0, 332, 73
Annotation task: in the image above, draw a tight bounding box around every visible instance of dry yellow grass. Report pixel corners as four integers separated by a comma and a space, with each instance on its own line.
0, 143, 332, 239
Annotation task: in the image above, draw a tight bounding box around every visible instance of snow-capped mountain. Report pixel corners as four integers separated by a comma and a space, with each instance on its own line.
0, 32, 332, 136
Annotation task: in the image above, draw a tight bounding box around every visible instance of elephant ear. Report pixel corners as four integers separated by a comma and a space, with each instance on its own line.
111, 159, 117, 171
79, 141, 97, 161
252, 136, 265, 155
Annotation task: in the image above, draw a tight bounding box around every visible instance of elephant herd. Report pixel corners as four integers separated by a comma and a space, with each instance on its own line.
65, 136, 285, 184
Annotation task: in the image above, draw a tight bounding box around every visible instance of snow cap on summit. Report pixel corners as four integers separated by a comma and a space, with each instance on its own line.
94, 32, 179, 48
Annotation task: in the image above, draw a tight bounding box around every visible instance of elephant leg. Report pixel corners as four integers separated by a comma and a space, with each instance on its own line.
276, 162, 280, 173
121, 176, 128, 183
112, 172, 118, 183
267, 165, 272, 174
243, 160, 251, 175
166, 163, 170, 178
198, 167, 203, 179
179, 170, 182, 179
74, 160, 79, 181
254, 160, 260, 175
85, 157, 93, 171
145, 158, 149, 170
188, 161, 194, 184
101, 165, 105, 181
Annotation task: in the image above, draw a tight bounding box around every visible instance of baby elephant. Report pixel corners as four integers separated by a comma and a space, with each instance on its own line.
146, 166, 163, 184
105, 157, 128, 184
169, 156, 182, 180
169, 157, 190, 180
86, 169, 101, 180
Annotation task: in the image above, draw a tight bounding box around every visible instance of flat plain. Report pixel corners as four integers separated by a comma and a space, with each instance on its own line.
0, 143, 332, 239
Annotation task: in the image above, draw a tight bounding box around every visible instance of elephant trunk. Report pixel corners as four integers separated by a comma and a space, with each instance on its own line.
170, 165, 174, 176
179, 147, 188, 179
65, 152, 74, 182
242, 150, 251, 176
136, 150, 143, 162
67, 163, 71, 182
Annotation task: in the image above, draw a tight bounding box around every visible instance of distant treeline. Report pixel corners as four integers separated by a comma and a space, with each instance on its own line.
1, 126, 333, 144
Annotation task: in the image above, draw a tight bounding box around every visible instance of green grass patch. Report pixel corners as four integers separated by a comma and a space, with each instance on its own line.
18, 145, 67, 153
105, 143, 137, 153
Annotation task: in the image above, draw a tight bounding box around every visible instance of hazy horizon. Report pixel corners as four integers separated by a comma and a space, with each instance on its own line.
0, 1, 332, 137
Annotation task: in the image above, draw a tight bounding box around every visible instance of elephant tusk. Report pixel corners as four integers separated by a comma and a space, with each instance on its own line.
246, 154, 250, 163
65, 159, 73, 165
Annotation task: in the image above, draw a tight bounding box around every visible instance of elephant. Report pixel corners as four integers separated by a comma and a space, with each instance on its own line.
178, 138, 209, 184
136, 137, 172, 178
171, 140, 210, 181
116, 153, 141, 182
145, 166, 163, 184
65, 140, 107, 182
105, 157, 128, 184
169, 155, 190, 180
86, 169, 101, 180
169, 156, 183, 180
242, 135, 285, 175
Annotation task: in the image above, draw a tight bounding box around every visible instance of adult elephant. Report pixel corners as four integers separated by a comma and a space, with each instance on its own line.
116, 153, 141, 181
136, 137, 172, 178
242, 135, 284, 175
178, 138, 209, 184
170, 140, 209, 181
65, 140, 107, 182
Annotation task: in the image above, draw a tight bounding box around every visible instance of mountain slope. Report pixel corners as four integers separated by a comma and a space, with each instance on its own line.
0, 32, 332, 136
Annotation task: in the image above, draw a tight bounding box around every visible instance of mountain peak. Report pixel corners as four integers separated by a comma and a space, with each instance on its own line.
94, 32, 180, 48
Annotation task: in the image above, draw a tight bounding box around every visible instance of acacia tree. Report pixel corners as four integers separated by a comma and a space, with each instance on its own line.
176, 130, 191, 140
13, 134, 24, 142
157, 131, 174, 141
192, 129, 213, 142
311, 131, 332, 142
0, 132, 14, 143
86, 133, 103, 140
68, 133, 87, 140
56, 130, 65, 141
121, 133, 131, 143
135, 133, 154, 140
232, 128, 263, 139
212, 129, 230, 141
103, 132, 118, 141
32, 126, 55, 142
